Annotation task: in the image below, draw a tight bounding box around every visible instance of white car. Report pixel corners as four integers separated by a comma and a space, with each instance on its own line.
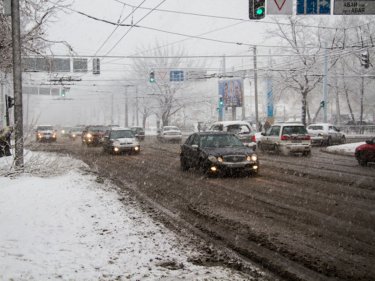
209, 121, 257, 150
157, 126, 182, 143
258, 123, 311, 156
307, 123, 346, 146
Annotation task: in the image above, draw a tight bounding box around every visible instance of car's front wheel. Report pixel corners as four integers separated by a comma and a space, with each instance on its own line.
357, 152, 368, 166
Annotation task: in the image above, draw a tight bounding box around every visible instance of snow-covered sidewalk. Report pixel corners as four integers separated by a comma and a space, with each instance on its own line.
0, 152, 250, 281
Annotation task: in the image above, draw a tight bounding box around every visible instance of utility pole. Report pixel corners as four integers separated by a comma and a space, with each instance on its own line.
253, 46, 259, 128
11, 0, 24, 168
135, 86, 139, 126
110, 92, 114, 125
0, 74, 4, 128
323, 43, 328, 123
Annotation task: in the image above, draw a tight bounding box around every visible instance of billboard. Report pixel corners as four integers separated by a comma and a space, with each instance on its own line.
218, 79, 243, 107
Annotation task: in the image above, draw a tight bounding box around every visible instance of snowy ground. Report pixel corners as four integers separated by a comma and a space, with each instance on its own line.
0, 151, 251, 281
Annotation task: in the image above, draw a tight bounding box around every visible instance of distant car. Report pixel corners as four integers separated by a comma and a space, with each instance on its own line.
258, 123, 311, 156
157, 126, 182, 143
355, 138, 375, 166
180, 132, 259, 175
60, 126, 72, 138
307, 123, 346, 146
102, 127, 140, 154
35, 125, 57, 142
131, 127, 145, 141
209, 121, 256, 150
68, 126, 84, 141
81, 125, 108, 146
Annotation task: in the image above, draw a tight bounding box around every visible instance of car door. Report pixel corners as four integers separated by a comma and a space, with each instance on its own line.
263, 126, 280, 151
181, 134, 195, 164
189, 134, 201, 167
328, 125, 338, 143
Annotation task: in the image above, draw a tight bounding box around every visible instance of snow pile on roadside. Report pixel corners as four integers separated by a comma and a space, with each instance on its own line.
325, 142, 364, 156
0, 152, 251, 281
0, 150, 87, 177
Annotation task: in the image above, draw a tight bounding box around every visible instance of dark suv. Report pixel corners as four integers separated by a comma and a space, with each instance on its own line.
81, 125, 108, 146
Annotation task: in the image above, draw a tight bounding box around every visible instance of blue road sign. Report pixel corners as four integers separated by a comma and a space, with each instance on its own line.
297, 0, 331, 14
170, 70, 184, 82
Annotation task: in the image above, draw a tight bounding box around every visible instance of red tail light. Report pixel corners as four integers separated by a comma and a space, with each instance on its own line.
281, 135, 290, 141
251, 135, 256, 142
303, 135, 311, 140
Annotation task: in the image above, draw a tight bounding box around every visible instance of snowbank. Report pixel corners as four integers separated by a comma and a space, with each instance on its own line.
0, 151, 251, 280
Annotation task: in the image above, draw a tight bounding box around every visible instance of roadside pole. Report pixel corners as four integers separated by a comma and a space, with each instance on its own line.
253, 46, 259, 129
11, 0, 24, 168
323, 44, 328, 123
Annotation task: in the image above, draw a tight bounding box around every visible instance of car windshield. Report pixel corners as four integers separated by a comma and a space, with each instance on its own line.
89, 126, 107, 132
110, 130, 134, 139
164, 126, 180, 131
37, 126, 53, 131
71, 127, 83, 132
200, 134, 244, 148
282, 126, 308, 135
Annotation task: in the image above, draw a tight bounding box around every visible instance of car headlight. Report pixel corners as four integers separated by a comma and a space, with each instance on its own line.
247, 154, 257, 162
217, 157, 224, 163
134, 146, 140, 151
208, 155, 217, 162
113, 140, 120, 146
86, 133, 92, 138
72, 134, 76, 137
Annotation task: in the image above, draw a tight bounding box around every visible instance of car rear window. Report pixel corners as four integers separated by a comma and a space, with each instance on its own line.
37, 126, 53, 130
164, 126, 179, 131
308, 126, 323, 130
282, 126, 307, 135
89, 126, 107, 132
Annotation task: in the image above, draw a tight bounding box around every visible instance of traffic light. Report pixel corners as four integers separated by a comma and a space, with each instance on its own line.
219, 96, 224, 107
61, 89, 66, 97
249, 0, 265, 20
320, 101, 325, 108
149, 70, 155, 83
6, 95, 14, 108
361, 51, 370, 69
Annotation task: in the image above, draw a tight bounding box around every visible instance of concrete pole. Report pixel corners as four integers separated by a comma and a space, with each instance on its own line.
11, 0, 24, 168
253, 46, 259, 128
0, 74, 4, 128
323, 44, 328, 123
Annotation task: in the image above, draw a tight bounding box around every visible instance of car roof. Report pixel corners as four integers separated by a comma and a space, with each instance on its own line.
210, 121, 250, 126
308, 123, 332, 126
109, 127, 132, 131
273, 123, 305, 126
193, 131, 234, 136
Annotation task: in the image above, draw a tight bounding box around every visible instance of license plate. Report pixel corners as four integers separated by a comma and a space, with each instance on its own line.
291, 140, 301, 143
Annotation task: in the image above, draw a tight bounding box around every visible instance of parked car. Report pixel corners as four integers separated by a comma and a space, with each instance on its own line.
131, 127, 145, 141
81, 125, 108, 146
258, 123, 311, 156
355, 138, 375, 166
209, 121, 256, 150
102, 127, 140, 154
157, 126, 182, 143
307, 123, 346, 146
35, 125, 57, 142
180, 132, 259, 176
68, 126, 84, 141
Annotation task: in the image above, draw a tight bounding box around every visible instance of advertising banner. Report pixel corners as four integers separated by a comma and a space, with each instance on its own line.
218, 79, 243, 107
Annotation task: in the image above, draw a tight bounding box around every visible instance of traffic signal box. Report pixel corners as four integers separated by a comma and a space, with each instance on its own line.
249, 0, 266, 19
361, 52, 370, 69
149, 71, 155, 83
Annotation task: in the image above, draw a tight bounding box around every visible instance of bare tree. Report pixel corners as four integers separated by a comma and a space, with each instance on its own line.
131, 43, 199, 127
268, 17, 343, 125
0, 0, 71, 72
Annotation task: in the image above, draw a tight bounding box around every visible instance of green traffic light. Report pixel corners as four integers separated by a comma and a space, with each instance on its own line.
256, 7, 264, 15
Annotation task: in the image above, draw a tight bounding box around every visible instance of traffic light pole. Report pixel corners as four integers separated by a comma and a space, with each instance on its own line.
11, 0, 24, 169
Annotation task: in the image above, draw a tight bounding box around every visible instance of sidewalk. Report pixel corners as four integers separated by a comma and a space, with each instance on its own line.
0, 151, 253, 281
